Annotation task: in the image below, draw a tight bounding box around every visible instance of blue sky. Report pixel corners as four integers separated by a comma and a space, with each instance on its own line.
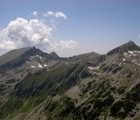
0, 0, 140, 56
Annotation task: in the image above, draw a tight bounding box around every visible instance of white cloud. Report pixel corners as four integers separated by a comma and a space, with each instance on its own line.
43, 11, 67, 19
32, 11, 38, 16
51, 40, 77, 50
59, 40, 77, 48
0, 17, 77, 56
54, 12, 67, 19
47, 11, 54, 16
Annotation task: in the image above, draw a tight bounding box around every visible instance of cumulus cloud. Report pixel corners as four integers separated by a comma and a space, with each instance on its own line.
43, 11, 67, 19
0, 17, 77, 56
32, 11, 38, 16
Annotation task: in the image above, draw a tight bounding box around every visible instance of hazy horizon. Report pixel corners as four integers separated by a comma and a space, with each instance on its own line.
0, 40, 139, 58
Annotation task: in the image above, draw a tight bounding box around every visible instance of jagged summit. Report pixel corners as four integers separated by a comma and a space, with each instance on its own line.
21, 47, 44, 57
107, 40, 140, 55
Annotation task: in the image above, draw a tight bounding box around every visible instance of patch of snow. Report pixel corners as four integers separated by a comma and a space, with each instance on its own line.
124, 53, 128, 57
88, 66, 100, 70
123, 59, 126, 62
31, 66, 35, 68
124, 51, 140, 58
26, 61, 30, 64
134, 51, 140, 53
128, 51, 140, 56
44, 64, 47, 67
38, 63, 43, 68
128, 51, 134, 55
30, 55, 42, 60
112, 61, 115, 64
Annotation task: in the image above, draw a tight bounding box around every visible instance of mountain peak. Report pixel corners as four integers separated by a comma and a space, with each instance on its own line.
0, 47, 36, 65
107, 40, 140, 55
49, 51, 58, 56
127, 40, 135, 44
49, 51, 59, 59
122, 40, 136, 47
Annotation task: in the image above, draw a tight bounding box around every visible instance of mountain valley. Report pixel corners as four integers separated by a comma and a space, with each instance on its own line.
0, 41, 140, 120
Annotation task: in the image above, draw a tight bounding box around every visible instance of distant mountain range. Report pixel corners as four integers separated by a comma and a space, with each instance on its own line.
0, 40, 140, 120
